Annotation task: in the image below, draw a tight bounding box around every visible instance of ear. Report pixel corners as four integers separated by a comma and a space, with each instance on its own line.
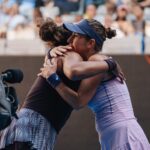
87, 39, 96, 49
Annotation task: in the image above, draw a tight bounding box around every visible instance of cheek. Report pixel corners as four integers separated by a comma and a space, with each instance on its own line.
72, 37, 88, 52
72, 38, 80, 48
74, 40, 84, 50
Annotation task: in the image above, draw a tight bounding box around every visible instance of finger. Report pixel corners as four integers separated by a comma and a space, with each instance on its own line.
46, 58, 54, 65
55, 51, 63, 56
54, 48, 67, 54
44, 60, 50, 66
40, 68, 45, 71
43, 63, 47, 67
37, 73, 42, 76
51, 58, 55, 64
58, 48, 67, 52
37, 72, 43, 76
51, 54, 57, 58
51, 53, 57, 57
61, 46, 72, 50
49, 59, 53, 65
61, 53, 66, 57
51, 58, 58, 65
51, 47, 68, 56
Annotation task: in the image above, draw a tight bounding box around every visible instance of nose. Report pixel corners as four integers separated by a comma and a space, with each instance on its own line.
67, 34, 74, 44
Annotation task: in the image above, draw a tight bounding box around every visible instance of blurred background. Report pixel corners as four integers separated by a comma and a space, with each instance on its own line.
1, 0, 150, 54
0, 0, 150, 150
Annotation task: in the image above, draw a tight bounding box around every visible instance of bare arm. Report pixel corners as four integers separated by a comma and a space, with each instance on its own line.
63, 52, 109, 80
39, 54, 106, 109
47, 47, 109, 80
54, 73, 104, 109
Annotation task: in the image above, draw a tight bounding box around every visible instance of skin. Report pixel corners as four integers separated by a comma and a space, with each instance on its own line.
38, 33, 113, 109
43, 48, 110, 81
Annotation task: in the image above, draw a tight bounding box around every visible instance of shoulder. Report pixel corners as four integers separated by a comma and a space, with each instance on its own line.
64, 51, 83, 61
65, 51, 81, 57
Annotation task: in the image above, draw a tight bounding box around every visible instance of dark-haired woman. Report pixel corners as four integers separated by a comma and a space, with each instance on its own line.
0, 19, 117, 150
40, 19, 150, 149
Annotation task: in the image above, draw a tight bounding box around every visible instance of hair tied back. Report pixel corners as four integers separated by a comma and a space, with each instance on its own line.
105, 28, 116, 39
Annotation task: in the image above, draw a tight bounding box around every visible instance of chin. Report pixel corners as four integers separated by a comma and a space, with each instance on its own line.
70, 45, 75, 51
71, 47, 78, 53
74, 49, 80, 53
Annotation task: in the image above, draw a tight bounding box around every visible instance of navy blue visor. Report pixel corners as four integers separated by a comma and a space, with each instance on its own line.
63, 19, 104, 45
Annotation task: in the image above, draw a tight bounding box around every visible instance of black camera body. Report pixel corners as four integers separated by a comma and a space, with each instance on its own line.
0, 69, 23, 130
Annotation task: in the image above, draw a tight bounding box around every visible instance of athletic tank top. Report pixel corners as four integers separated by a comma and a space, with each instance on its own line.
23, 72, 80, 133
88, 78, 135, 133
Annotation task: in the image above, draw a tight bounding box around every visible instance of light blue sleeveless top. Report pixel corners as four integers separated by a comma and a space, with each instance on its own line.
88, 77, 135, 133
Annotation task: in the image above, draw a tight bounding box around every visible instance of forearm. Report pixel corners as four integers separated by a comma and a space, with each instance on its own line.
65, 61, 109, 80
45, 72, 81, 109
46, 72, 103, 110
55, 83, 82, 109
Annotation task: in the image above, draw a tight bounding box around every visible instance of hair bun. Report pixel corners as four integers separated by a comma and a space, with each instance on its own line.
106, 28, 116, 39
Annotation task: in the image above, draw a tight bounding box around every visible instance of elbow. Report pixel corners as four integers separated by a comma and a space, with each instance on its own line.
74, 105, 83, 110
67, 67, 80, 81
74, 96, 90, 110
71, 95, 88, 110
73, 101, 84, 110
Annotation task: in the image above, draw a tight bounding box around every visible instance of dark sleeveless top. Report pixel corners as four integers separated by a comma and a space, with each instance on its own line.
23, 72, 80, 133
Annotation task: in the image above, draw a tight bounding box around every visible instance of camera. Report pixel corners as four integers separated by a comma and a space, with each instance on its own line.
0, 69, 23, 130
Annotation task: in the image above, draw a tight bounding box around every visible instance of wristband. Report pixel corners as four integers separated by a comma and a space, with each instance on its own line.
47, 73, 61, 88
104, 58, 117, 71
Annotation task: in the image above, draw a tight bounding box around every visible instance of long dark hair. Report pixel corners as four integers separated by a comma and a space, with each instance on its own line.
38, 18, 71, 46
